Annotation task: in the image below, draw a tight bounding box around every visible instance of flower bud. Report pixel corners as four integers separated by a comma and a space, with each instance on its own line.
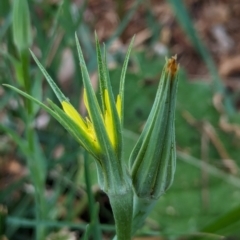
130, 56, 178, 199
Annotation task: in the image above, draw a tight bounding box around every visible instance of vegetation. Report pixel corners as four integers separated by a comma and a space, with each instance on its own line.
1, 0, 240, 239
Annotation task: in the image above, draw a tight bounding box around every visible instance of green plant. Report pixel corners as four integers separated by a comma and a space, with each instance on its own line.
4, 34, 179, 239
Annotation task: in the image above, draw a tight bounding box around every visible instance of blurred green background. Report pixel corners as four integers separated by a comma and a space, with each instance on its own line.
1, 0, 240, 239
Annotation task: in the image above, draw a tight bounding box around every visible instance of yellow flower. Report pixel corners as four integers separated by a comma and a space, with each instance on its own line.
61, 89, 121, 153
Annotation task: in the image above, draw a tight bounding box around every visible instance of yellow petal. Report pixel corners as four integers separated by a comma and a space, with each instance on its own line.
116, 94, 121, 119
62, 101, 101, 151
61, 101, 87, 132
104, 90, 115, 147
83, 89, 90, 115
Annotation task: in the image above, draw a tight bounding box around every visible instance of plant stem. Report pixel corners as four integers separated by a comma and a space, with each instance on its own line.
109, 190, 133, 240
83, 152, 102, 240
21, 49, 32, 116
21, 49, 46, 240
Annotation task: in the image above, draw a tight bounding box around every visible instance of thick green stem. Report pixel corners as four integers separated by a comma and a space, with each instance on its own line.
109, 190, 133, 240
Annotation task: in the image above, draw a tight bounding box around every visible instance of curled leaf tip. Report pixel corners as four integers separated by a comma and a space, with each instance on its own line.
167, 55, 178, 76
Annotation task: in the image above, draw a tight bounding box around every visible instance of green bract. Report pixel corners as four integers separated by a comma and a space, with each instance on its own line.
130, 56, 178, 199
130, 57, 178, 234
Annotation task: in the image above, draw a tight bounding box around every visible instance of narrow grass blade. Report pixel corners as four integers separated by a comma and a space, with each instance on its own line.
3, 84, 99, 159
168, 0, 234, 114
106, 0, 144, 46
95, 32, 107, 111
0, 124, 28, 155
7, 217, 115, 232
3, 84, 61, 121
30, 50, 67, 103
178, 151, 240, 188
82, 224, 91, 240
202, 205, 240, 233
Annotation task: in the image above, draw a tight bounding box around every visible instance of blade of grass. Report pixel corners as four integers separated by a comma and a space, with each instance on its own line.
75, 0, 142, 73
145, 2, 161, 45
168, 0, 234, 115
106, 0, 144, 47
201, 205, 240, 234
11, 2, 48, 235
0, 125, 28, 154
30, 50, 68, 103
7, 217, 115, 232
6, 196, 32, 238
77, 24, 96, 72
82, 224, 90, 240
119, 36, 135, 125
177, 151, 240, 188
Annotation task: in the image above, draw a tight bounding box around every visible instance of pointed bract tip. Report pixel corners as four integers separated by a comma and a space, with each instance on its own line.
167, 55, 178, 76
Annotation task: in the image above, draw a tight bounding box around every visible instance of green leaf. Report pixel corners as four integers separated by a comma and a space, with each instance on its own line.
0, 124, 28, 155
82, 224, 91, 240
95, 33, 107, 111
30, 50, 67, 103
6, 217, 115, 231
12, 0, 32, 52
31, 74, 42, 116
3, 84, 103, 161
119, 36, 135, 124
201, 202, 240, 234
3, 84, 60, 120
